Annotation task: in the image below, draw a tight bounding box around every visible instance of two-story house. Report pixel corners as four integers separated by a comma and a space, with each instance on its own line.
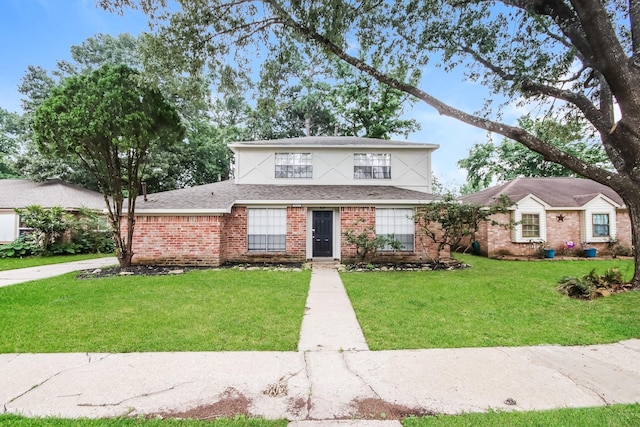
128, 136, 441, 265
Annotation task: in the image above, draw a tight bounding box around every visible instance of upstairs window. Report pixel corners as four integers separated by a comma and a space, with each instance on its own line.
354, 153, 391, 179
593, 214, 610, 237
275, 153, 313, 178
521, 214, 540, 238
247, 208, 286, 252
376, 208, 414, 251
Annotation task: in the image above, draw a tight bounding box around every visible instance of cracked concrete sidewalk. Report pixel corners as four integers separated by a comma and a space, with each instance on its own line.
2, 260, 640, 425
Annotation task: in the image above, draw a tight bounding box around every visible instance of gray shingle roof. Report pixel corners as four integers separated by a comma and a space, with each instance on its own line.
135, 180, 437, 212
229, 136, 438, 149
0, 179, 106, 210
460, 177, 624, 207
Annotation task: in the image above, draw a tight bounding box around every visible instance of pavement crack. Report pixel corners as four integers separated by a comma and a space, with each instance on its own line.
340, 351, 381, 400
302, 352, 313, 419
7, 370, 65, 405
556, 370, 611, 405
78, 383, 189, 407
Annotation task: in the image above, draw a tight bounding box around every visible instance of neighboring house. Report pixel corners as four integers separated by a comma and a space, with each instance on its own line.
128, 136, 442, 266
0, 179, 106, 244
460, 177, 631, 257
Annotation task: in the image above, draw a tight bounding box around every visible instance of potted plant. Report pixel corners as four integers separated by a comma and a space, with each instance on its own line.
543, 244, 555, 259
583, 242, 597, 258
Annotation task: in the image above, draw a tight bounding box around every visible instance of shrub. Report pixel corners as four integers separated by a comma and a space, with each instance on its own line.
343, 218, 401, 261
557, 268, 628, 299
0, 235, 38, 258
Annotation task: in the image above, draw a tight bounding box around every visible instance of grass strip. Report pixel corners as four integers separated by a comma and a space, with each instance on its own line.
0, 415, 286, 427
403, 404, 640, 426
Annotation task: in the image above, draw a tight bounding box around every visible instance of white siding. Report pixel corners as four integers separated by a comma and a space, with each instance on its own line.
0, 212, 17, 243
583, 197, 617, 243
512, 197, 546, 243
233, 146, 433, 191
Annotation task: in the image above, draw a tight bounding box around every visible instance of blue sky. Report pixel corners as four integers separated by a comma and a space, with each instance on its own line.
0, 0, 515, 189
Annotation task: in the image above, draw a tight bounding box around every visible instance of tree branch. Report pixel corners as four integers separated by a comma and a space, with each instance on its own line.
263, 0, 624, 190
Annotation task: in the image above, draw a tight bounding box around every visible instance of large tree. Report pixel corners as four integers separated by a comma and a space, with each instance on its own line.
0, 108, 22, 178
32, 64, 184, 267
16, 33, 227, 192
100, 0, 640, 286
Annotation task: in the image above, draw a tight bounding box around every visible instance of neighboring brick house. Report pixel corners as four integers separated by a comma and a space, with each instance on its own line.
460, 177, 631, 257
0, 179, 106, 244
128, 136, 442, 266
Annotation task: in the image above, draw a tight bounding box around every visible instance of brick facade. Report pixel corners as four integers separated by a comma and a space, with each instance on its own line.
339, 206, 441, 263
472, 209, 632, 258
128, 204, 444, 266
130, 215, 223, 266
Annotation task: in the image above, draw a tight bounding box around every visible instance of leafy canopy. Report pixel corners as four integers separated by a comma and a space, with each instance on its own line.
31, 64, 184, 267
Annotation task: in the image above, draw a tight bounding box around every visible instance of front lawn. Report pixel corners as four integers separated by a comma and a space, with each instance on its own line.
0, 415, 285, 427
0, 269, 310, 353
0, 253, 112, 272
341, 255, 640, 350
404, 403, 640, 426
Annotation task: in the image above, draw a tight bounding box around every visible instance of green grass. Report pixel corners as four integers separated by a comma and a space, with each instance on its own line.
0, 253, 113, 271
0, 269, 310, 353
404, 404, 640, 426
0, 415, 285, 427
342, 254, 640, 350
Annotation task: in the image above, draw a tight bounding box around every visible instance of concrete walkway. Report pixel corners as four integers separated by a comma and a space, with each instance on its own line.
0, 257, 117, 287
298, 260, 368, 352
1, 259, 640, 425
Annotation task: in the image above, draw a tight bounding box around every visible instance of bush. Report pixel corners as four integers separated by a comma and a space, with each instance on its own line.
0, 235, 38, 258
557, 268, 629, 299
4, 206, 114, 258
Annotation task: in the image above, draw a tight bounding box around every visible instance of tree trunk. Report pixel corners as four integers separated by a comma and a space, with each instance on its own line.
624, 195, 640, 288
118, 249, 133, 269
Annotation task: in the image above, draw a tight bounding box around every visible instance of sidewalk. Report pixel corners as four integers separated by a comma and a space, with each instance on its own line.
1, 260, 640, 424
0, 257, 117, 287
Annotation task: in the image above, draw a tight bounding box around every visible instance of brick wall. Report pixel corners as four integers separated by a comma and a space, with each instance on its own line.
340, 207, 376, 261
223, 206, 307, 264
130, 215, 223, 266
616, 210, 632, 248
340, 206, 441, 263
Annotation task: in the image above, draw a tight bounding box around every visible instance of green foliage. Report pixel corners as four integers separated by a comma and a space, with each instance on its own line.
459, 118, 612, 191
0, 108, 22, 178
414, 194, 513, 261
557, 268, 629, 300
15, 205, 71, 255
0, 235, 38, 258
32, 64, 184, 267
343, 219, 402, 261
4, 206, 114, 257
68, 209, 115, 254
332, 56, 420, 139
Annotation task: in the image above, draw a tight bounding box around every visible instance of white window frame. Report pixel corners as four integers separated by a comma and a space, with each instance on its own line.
275, 153, 313, 179
247, 208, 287, 252
376, 208, 414, 251
521, 213, 541, 239
354, 153, 391, 179
592, 213, 611, 238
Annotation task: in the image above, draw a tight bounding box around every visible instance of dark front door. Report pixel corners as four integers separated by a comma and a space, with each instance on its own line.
313, 211, 333, 257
